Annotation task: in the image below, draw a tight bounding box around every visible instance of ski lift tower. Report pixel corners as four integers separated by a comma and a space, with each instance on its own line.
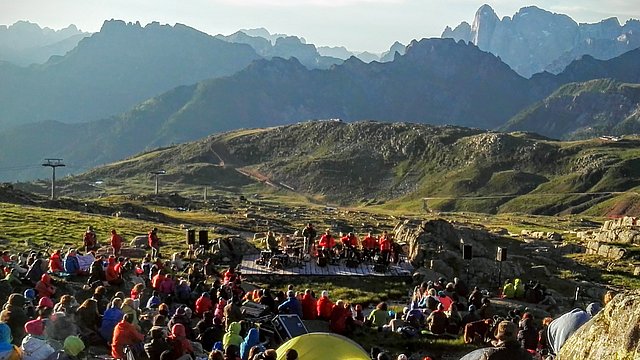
41, 158, 65, 200
150, 169, 167, 195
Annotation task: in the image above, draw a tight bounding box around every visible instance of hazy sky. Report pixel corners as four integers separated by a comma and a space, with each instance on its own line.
1, 0, 638, 53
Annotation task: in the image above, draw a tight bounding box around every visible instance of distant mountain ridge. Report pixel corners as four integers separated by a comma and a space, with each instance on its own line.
215, 29, 342, 69
502, 79, 640, 139
58, 120, 640, 217
0, 21, 89, 65
442, 4, 640, 77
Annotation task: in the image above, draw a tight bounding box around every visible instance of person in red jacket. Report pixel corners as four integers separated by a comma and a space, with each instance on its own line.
148, 227, 160, 260
316, 290, 334, 320
106, 256, 123, 286
49, 250, 64, 273
340, 232, 359, 260
110, 229, 123, 257
379, 231, 393, 264
361, 232, 379, 261
318, 230, 337, 260
35, 273, 56, 298
301, 289, 317, 320
329, 300, 349, 335
111, 313, 145, 359
151, 270, 165, 290
195, 292, 213, 317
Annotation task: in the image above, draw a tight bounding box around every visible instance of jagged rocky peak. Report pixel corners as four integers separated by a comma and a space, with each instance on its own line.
380, 41, 406, 62
441, 21, 472, 42
442, 4, 640, 78
471, 4, 499, 48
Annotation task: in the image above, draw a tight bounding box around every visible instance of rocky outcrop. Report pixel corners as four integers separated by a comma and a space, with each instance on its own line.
579, 216, 640, 245
558, 291, 640, 359
395, 219, 526, 283
442, 5, 640, 77
585, 241, 626, 260
394, 219, 491, 266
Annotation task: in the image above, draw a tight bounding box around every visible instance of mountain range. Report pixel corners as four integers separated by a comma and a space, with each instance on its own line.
2, 7, 640, 183
214, 29, 342, 69
0, 20, 261, 128
442, 4, 640, 78
53, 120, 640, 216
4, 36, 640, 181
0, 21, 88, 66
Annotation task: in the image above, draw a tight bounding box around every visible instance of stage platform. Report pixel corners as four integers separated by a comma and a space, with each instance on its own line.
239, 254, 414, 277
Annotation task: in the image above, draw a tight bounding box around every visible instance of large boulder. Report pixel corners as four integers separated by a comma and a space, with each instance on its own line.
394, 219, 492, 267
558, 291, 640, 359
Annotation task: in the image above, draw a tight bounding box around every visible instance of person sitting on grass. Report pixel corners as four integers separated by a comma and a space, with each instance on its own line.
35, 274, 56, 299
368, 302, 391, 331
100, 298, 124, 343
316, 290, 334, 320
49, 250, 64, 273
106, 256, 123, 287
64, 249, 86, 276
278, 290, 303, 317
427, 303, 448, 335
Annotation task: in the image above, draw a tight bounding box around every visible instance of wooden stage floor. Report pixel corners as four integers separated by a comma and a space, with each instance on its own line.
239, 254, 414, 277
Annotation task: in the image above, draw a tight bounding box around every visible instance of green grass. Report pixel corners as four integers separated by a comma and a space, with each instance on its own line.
351, 330, 474, 358
252, 277, 410, 306
0, 202, 184, 253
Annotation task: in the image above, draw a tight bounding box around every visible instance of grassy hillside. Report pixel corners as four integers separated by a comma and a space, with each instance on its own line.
36, 120, 640, 217
502, 79, 640, 139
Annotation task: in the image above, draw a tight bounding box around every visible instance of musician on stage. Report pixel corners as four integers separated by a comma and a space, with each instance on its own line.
318, 229, 337, 261
301, 223, 317, 257
264, 231, 280, 254
361, 232, 379, 261
340, 232, 359, 259
379, 231, 393, 265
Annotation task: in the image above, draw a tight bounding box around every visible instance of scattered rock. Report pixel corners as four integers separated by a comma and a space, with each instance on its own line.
129, 235, 149, 249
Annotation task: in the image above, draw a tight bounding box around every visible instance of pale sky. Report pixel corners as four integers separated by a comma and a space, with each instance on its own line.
0, 0, 638, 53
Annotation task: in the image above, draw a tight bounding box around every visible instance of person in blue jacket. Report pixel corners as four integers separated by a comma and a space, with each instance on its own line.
64, 249, 84, 275
100, 298, 124, 342
277, 290, 303, 317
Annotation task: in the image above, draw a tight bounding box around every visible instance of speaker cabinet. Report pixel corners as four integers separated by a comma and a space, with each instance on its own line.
497, 247, 507, 262
186, 229, 195, 245
271, 314, 308, 341
462, 244, 473, 260
198, 230, 209, 246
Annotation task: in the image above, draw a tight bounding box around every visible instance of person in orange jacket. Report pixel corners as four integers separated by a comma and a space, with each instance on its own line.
110, 229, 123, 257
111, 313, 145, 359
316, 290, 334, 320
35, 273, 56, 298
340, 232, 359, 259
